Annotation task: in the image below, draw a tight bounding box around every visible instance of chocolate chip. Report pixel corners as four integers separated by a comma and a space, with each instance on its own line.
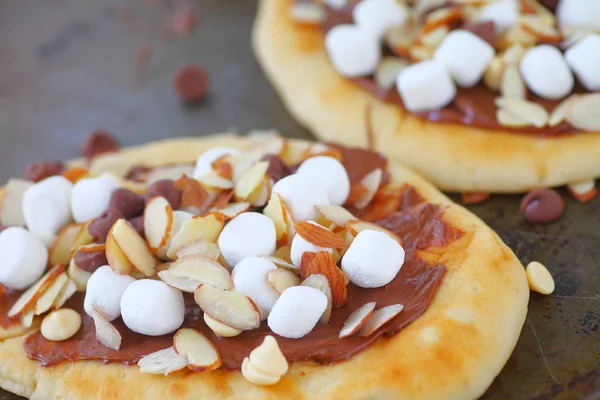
520, 188, 565, 223
73, 248, 108, 273
89, 208, 124, 240
109, 188, 145, 219
461, 21, 498, 47
23, 161, 64, 182
147, 179, 182, 209
125, 165, 151, 182
128, 216, 145, 238
81, 130, 119, 160
173, 65, 208, 102
261, 154, 291, 183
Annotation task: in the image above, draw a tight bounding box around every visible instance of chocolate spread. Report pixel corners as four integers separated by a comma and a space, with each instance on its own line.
19, 147, 463, 369
323, 5, 581, 137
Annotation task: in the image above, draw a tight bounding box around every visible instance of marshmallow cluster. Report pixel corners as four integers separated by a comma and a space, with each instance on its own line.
272, 174, 330, 222
193, 147, 240, 179
557, 0, 600, 32
353, 0, 408, 39
290, 221, 334, 267
267, 286, 327, 338
84, 265, 135, 321
433, 30, 495, 88
520, 45, 574, 100
295, 156, 350, 206
232, 257, 280, 320
325, 24, 381, 77
477, 0, 519, 33
565, 34, 600, 91
0, 227, 48, 290
397, 61, 456, 112
120, 279, 185, 336
218, 212, 276, 267
71, 174, 120, 223
342, 229, 405, 288
23, 176, 73, 244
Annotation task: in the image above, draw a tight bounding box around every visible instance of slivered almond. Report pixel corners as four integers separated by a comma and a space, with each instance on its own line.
174, 175, 210, 209
260, 256, 297, 271
267, 268, 301, 294
203, 313, 242, 337
483, 57, 505, 91
264, 193, 294, 246
234, 161, 269, 201
211, 202, 250, 219
300, 251, 346, 308
49, 224, 81, 267
146, 165, 195, 185
339, 302, 377, 338
8, 264, 66, 318
564, 94, 600, 131
346, 220, 399, 243
501, 66, 526, 99
301, 274, 332, 324
105, 231, 134, 275
169, 255, 233, 290
316, 205, 357, 227
375, 57, 408, 90
496, 109, 532, 127
52, 279, 77, 309
196, 170, 234, 189
194, 285, 261, 330
158, 270, 201, 292
174, 328, 222, 371
91, 305, 122, 350
290, 1, 325, 24
548, 95, 575, 127
354, 168, 382, 209
166, 212, 225, 260
294, 221, 349, 250
112, 219, 158, 276
144, 197, 174, 251
138, 346, 188, 375
34, 272, 69, 315
175, 239, 220, 260
495, 97, 549, 128
359, 304, 404, 337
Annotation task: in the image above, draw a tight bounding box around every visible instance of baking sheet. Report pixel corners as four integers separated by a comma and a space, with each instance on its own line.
0, 1, 599, 398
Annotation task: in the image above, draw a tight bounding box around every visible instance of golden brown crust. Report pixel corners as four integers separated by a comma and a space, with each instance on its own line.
252, 0, 600, 193
0, 135, 528, 400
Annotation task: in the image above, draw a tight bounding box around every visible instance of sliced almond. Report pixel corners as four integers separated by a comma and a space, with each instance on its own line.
146, 165, 195, 185
49, 224, 81, 267
375, 57, 409, 90
169, 255, 233, 290
408, 45, 434, 62
499, 25, 537, 50
166, 213, 225, 260
210, 201, 250, 219
346, 220, 399, 242
502, 44, 526, 66
267, 268, 301, 294
526, 261, 555, 295
564, 94, 600, 131
483, 57, 505, 91
144, 197, 174, 251
174, 328, 222, 371
500, 65, 526, 99
301, 274, 332, 324
294, 221, 350, 250
496, 109, 532, 127
278, 140, 311, 166
91, 305, 122, 350
422, 6, 462, 32
52, 278, 77, 309
420, 25, 449, 48
567, 180, 597, 203
548, 95, 575, 127
290, 1, 325, 24
158, 270, 201, 292
138, 346, 188, 376
359, 304, 404, 337
234, 161, 269, 201
196, 170, 234, 190
385, 18, 418, 57
67, 258, 93, 291
203, 313, 242, 338
8, 264, 66, 318
175, 239, 221, 260
0, 179, 32, 227
264, 193, 294, 246
247, 177, 272, 207
34, 272, 69, 315
339, 302, 377, 338
70, 220, 96, 255
174, 175, 211, 210
20, 310, 35, 328
495, 97, 549, 128
274, 245, 292, 263
194, 285, 260, 331
316, 205, 357, 227
260, 256, 297, 271
105, 231, 134, 275
354, 168, 382, 209
520, 14, 561, 42
111, 219, 158, 276
300, 251, 346, 308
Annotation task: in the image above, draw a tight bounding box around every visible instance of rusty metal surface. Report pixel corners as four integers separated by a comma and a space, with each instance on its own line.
0, 1, 599, 399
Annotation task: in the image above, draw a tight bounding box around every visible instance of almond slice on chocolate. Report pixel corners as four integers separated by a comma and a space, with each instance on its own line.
194, 285, 260, 331
502, 44, 526, 66
301, 274, 333, 324
496, 109, 532, 127
70, 220, 96, 255
52, 278, 77, 309
267, 268, 301, 294
111, 219, 159, 276
91, 304, 122, 351
105, 231, 134, 275
211, 201, 250, 219
0, 179, 32, 228
169, 255, 233, 290
20, 310, 35, 328
339, 302, 377, 339
500, 66, 526, 99
520, 14, 561, 42
196, 170, 234, 190
144, 197, 174, 251
234, 161, 269, 201
49, 224, 82, 267
146, 165, 195, 185
174, 328, 223, 371
375, 57, 409, 90
247, 177, 272, 207
294, 221, 350, 250
166, 213, 225, 260
260, 256, 297, 271
359, 304, 405, 337
264, 193, 295, 246
422, 6, 463, 33
354, 168, 383, 209
300, 251, 346, 308
203, 313, 242, 338
8, 264, 66, 318
34, 272, 69, 315
316, 205, 357, 227
495, 97, 549, 128
175, 239, 221, 260
483, 57, 505, 91
548, 95, 575, 127
158, 270, 201, 293
564, 93, 600, 131
346, 220, 399, 243
138, 346, 188, 376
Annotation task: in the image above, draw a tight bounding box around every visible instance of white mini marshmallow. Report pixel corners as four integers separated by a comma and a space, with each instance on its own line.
120, 279, 185, 336
71, 174, 120, 223
84, 265, 135, 321
192, 147, 240, 179
557, 0, 600, 32
396, 60, 456, 112
22, 175, 73, 244
295, 156, 350, 206
232, 257, 280, 320
218, 212, 276, 268
520, 45, 574, 100
272, 174, 330, 222
0, 227, 48, 290
353, 0, 408, 39
290, 221, 334, 268
565, 34, 600, 91
325, 24, 381, 77
267, 286, 327, 339
477, 0, 519, 33
433, 30, 495, 87
342, 229, 405, 288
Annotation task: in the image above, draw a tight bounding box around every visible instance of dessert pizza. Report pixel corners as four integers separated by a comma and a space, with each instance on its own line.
253, 0, 600, 194
0, 132, 528, 400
